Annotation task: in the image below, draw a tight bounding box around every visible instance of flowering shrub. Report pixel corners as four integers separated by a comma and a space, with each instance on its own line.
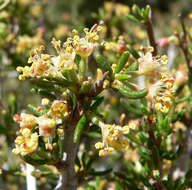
1, 1, 192, 190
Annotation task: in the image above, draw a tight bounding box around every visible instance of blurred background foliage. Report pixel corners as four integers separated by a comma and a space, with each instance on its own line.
0, 0, 192, 189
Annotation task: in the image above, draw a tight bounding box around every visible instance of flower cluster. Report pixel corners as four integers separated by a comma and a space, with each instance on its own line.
95, 123, 136, 157
103, 36, 127, 54
12, 113, 38, 156
12, 100, 67, 156
137, 47, 175, 113
104, 2, 130, 19
16, 25, 103, 80
70, 25, 102, 58
147, 73, 174, 113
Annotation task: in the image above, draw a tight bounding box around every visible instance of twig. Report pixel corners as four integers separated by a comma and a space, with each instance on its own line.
172, 16, 192, 180
148, 119, 164, 190
178, 16, 192, 77
89, 71, 109, 97
146, 9, 158, 56
59, 122, 79, 190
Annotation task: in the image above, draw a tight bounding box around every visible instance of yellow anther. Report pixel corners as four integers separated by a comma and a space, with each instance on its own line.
99, 149, 105, 157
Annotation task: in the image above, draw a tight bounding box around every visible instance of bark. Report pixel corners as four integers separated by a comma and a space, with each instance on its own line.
60, 124, 79, 190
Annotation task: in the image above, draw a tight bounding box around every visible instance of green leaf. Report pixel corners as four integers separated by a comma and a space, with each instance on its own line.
30, 79, 64, 92
126, 14, 140, 23
27, 104, 42, 116
136, 148, 151, 160
117, 85, 148, 99
143, 5, 150, 20
115, 74, 131, 80
90, 96, 104, 111
120, 99, 149, 115
62, 68, 78, 84
96, 55, 113, 78
37, 89, 56, 100
125, 62, 139, 72
85, 132, 101, 138
127, 46, 140, 59
23, 153, 48, 166
74, 115, 87, 143
115, 51, 129, 73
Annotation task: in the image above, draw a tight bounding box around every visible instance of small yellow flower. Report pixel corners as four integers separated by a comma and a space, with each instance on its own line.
21, 128, 31, 137
16, 66, 23, 73
50, 100, 69, 119
95, 142, 103, 149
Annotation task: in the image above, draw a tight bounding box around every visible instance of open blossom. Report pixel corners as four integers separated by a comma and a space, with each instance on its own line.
95, 124, 129, 156
37, 116, 56, 137
49, 100, 69, 119
138, 52, 168, 76
147, 73, 174, 113
17, 113, 37, 129
50, 49, 76, 73
71, 25, 102, 58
